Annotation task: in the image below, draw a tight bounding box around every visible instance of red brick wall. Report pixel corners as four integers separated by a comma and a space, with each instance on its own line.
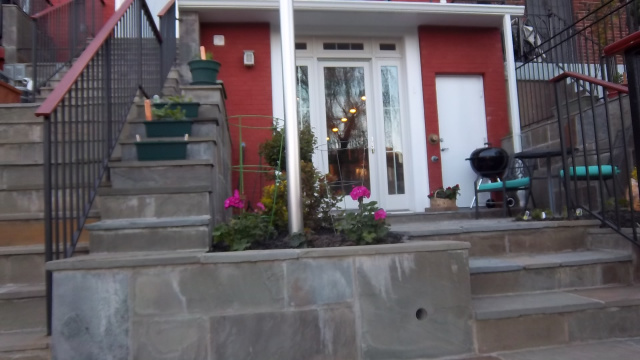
200, 23, 273, 209
418, 26, 509, 191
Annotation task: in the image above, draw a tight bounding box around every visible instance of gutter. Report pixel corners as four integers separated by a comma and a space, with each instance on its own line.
179, 0, 525, 16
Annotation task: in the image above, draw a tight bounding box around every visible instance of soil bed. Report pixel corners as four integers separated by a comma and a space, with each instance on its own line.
209, 228, 404, 252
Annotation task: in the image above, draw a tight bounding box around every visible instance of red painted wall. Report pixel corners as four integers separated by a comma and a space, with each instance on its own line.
200, 23, 273, 209
418, 26, 509, 191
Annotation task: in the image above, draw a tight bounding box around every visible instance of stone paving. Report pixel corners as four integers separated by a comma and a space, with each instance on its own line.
496, 337, 640, 360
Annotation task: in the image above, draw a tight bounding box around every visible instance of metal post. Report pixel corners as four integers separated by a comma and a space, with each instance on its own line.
103, 38, 113, 181
279, 0, 303, 234
32, 18, 38, 102
503, 14, 522, 153
43, 115, 52, 335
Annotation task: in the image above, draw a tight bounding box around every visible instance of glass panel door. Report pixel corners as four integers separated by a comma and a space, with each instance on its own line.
318, 62, 377, 207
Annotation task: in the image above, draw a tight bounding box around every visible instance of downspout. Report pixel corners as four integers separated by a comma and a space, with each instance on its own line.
503, 14, 522, 153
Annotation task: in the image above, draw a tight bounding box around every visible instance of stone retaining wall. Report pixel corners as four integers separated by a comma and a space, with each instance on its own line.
48, 241, 472, 360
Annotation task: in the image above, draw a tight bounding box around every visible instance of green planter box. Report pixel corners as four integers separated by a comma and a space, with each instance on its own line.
152, 102, 200, 118
188, 59, 221, 85
144, 120, 193, 138
136, 141, 188, 161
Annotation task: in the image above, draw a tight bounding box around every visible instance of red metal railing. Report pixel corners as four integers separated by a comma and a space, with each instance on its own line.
31, 0, 106, 92
36, 0, 175, 334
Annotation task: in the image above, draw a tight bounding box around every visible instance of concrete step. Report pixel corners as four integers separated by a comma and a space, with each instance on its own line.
473, 285, 640, 353
0, 122, 42, 143
396, 219, 600, 257
87, 215, 211, 253
470, 249, 632, 296
0, 163, 101, 190
0, 284, 46, 333
0, 244, 89, 285
0, 140, 105, 165
124, 117, 221, 140
489, 337, 640, 360
0, 214, 97, 247
97, 186, 211, 220
0, 104, 41, 123
120, 137, 217, 162
109, 160, 214, 189
0, 331, 49, 360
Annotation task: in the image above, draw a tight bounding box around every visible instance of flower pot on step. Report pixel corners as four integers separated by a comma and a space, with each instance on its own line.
152, 102, 200, 118
144, 120, 193, 138
135, 140, 188, 161
188, 59, 221, 85
430, 197, 457, 211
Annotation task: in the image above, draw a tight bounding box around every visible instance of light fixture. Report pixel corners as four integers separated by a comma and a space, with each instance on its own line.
341, 117, 348, 122
332, 127, 339, 132
326, 137, 330, 141
243, 50, 255, 67
361, 96, 366, 101
349, 108, 357, 114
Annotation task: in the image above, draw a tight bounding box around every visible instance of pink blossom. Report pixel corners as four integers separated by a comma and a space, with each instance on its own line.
374, 209, 387, 221
350, 186, 371, 201
224, 189, 244, 209
256, 202, 266, 211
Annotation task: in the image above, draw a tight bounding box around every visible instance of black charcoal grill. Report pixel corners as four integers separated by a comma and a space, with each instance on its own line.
467, 147, 510, 179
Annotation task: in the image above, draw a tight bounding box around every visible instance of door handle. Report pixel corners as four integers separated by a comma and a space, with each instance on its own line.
370, 137, 375, 154
441, 148, 449, 152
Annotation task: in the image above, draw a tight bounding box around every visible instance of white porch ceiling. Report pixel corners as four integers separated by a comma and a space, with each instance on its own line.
179, 0, 525, 29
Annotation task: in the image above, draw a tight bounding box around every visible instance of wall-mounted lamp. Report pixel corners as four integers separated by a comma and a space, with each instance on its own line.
244, 50, 255, 67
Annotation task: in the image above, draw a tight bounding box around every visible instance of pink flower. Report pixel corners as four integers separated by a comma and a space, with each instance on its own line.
256, 202, 266, 211
374, 208, 387, 221
224, 189, 244, 209
350, 186, 371, 201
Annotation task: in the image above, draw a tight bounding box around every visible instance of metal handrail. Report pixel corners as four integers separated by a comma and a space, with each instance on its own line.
551, 71, 638, 248
36, 0, 172, 334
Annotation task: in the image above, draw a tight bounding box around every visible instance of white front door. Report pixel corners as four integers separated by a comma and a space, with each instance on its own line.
436, 75, 488, 207
304, 60, 410, 211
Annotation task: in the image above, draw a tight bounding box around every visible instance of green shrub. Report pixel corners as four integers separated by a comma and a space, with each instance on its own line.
212, 212, 276, 251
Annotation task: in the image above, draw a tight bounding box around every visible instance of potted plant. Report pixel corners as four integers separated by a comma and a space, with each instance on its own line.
144, 104, 193, 138
151, 94, 200, 119
188, 48, 221, 85
135, 138, 188, 161
428, 184, 460, 210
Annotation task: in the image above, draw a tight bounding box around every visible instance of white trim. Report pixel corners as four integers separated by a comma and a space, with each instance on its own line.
503, 14, 522, 153
180, 0, 524, 16
403, 29, 428, 212
271, 25, 285, 122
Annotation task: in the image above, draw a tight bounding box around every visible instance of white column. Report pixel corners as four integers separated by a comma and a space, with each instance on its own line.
279, 0, 303, 234
503, 14, 522, 153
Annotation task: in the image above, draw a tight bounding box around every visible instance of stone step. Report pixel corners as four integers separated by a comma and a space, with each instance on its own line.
470, 249, 632, 296
109, 160, 214, 189
0, 140, 105, 165
0, 244, 89, 285
396, 219, 600, 257
120, 137, 217, 162
473, 285, 640, 353
87, 215, 211, 253
0, 163, 102, 190
0, 331, 49, 360
124, 117, 221, 140
0, 214, 97, 247
0, 284, 46, 333
0, 104, 41, 123
489, 337, 640, 360
97, 186, 211, 220
0, 187, 99, 216
0, 122, 43, 143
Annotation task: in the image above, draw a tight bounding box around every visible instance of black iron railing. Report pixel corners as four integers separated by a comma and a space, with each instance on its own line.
551, 71, 638, 247
31, 0, 105, 93
35, 0, 173, 334
516, 0, 640, 128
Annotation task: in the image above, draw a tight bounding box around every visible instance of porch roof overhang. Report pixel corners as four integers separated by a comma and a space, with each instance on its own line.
179, 0, 525, 29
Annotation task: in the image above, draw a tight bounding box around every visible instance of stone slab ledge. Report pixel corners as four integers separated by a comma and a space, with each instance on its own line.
45, 240, 470, 272
396, 219, 601, 237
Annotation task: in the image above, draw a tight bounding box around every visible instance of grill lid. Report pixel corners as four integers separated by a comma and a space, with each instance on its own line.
467, 147, 509, 178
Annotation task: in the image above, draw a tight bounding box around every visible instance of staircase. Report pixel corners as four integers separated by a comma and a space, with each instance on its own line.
0, 103, 54, 359
392, 215, 640, 358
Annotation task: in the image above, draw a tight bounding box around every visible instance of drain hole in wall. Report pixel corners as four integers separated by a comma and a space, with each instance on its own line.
415, 308, 427, 320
